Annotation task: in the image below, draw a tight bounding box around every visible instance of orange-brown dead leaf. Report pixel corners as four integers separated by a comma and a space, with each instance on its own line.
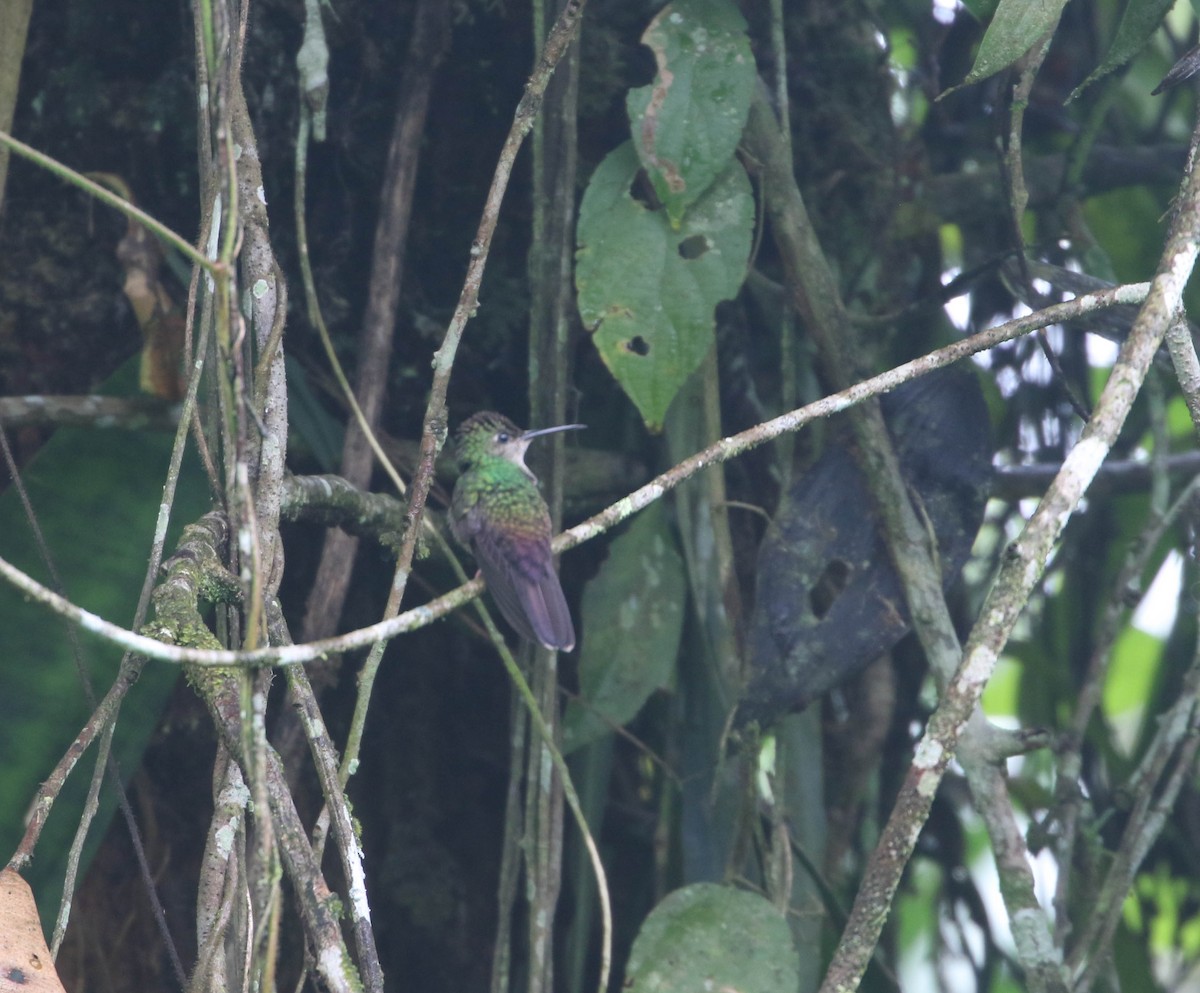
89, 173, 187, 401
0, 869, 68, 993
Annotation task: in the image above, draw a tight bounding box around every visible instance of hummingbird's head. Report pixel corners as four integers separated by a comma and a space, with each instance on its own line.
454, 411, 525, 470
454, 411, 586, 474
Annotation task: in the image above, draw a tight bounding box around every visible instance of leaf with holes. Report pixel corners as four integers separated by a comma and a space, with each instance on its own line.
627, 0, 754, 226
562, 502, 685, 753
575, 141, 752, 431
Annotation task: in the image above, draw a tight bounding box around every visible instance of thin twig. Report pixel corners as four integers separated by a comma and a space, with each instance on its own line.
0, 129, 216, 272
0, 279, 1153, 670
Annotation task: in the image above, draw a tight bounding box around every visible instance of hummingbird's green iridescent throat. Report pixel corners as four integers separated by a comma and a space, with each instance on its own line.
449, 411, 585, 650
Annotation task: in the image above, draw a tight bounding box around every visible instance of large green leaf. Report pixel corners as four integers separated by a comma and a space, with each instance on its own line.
563, 502, 685, 753
0, 361, 211, 915
575, 141, 753, 430
961, 0, 1068, 86
624, 883, 799, 993
626, 0, 755, 226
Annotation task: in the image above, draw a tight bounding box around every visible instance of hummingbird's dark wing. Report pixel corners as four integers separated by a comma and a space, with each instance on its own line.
456, 503, 576, 651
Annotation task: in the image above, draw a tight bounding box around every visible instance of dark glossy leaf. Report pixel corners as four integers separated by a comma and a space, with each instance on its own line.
736, 367, 993, 731
1071, 0, 1175, 99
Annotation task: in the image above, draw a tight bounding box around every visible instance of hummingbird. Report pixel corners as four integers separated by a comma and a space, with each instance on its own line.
449, 411, 585, 650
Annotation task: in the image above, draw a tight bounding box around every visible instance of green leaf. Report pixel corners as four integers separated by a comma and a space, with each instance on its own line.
0, 360, 211, 915
626, 0, 755, 226
981, 654, 1022, 718
1069, 0, 1175, 101
563, 503, 685, 753
575, 141, 753, 430
286, 354, 344, 471
1084, 185, 1165, 282
624, 883, 799, 993
1103, 626, 1164, 756
960, 0, 1000, 19
961, 0, 1068, 86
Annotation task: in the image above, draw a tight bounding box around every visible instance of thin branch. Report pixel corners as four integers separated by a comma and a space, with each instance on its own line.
0, 279, 1152, 670
466, 588, 614, 993
1051, 476, 1200, 966
1, 291, 210, 981
0, 129, 216, 272
1003, 22, 1059, 237
1068, 632, 1200, 988
379, 0, 590, 653
747, 75, 1066, 990
0, 395, 180, 430
993, 451, 1200, 498
193, 666, 361, 993
283, 659, 382, 993
1166, 314, 1200, 430
295, 0, 450, 644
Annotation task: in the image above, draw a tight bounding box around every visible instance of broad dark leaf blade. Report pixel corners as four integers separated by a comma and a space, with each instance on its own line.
736, 367, 993, 731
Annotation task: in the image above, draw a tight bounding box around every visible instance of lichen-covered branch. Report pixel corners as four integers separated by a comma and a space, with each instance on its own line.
281, 473, 408, 546
141, 510, 363, 993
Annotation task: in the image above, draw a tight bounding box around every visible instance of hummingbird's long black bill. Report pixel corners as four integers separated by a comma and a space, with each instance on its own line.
520, 423, 586, 441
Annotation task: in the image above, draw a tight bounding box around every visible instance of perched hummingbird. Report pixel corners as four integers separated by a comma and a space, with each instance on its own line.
449, 411, 585, 650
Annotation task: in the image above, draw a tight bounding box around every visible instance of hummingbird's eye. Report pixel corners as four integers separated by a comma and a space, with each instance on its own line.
496, 432, 510, 443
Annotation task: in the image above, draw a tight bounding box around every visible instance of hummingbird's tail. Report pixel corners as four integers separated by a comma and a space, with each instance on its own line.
478, 555, 575, 651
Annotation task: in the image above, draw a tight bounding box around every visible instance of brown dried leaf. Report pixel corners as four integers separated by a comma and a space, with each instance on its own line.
0, 869, 68, 993
89, 172, 187, 401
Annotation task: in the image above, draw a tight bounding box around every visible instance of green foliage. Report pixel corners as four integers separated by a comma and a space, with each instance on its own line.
895, 859, 942, 977
959, 0, 1000, 21
981, 654, 1022, 718
1069, 0, 1177, 100
625, 0, 754, 227
286, 355, 344, 471
576, 0, 755, 430
1084, 186, 1170, 282
575, 141, 753, 430
624, 883, 799, 992
0, 362, 210, 914
11, 0, 1200, 987
1122, 864, 1200, 985
563, 502, 685, 753
962, 0, 1070, 86
1103, 626, 1164, 755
